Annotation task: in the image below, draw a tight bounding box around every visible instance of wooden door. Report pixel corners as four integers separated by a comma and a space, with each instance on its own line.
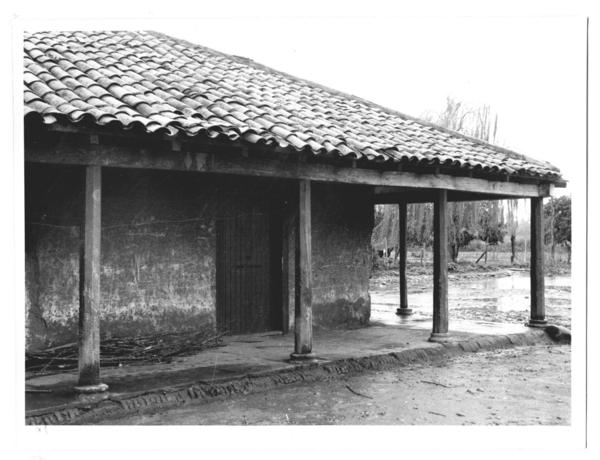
217, 198, 277, 334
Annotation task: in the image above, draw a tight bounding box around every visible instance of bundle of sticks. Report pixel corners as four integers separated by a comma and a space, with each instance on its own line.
26, 329, 227, 374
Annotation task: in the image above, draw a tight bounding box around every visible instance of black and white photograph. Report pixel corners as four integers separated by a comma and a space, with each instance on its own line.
3, 1, 598, 459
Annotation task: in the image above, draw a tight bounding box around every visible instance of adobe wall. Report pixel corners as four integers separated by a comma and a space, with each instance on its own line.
25, 165, 221, 350
310, 183, 374, 329
25, 163, 374, 352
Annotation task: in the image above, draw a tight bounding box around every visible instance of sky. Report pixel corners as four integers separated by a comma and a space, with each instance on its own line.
159, 16, 586, 197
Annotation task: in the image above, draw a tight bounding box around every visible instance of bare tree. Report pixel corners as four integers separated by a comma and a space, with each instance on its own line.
430, 98, 505, 262
372, 97, 508, 264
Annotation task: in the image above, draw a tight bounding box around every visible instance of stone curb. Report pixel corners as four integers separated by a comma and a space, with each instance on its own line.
25, 329, 556, 425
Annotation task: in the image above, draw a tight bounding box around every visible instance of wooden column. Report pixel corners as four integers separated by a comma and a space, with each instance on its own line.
528, 197, 547, 327
291, 180, 315, 360
76, 165, 107, 391
430, 189, 449, 341
396, 201, 412, 316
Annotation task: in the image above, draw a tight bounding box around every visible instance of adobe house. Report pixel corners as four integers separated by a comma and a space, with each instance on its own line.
24, 31, 565, 390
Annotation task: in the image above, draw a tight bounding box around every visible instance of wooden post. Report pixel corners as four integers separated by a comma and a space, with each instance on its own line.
396, 201, 412, 316
281, 207, 291, 334
430, 189, 449, 341
528, 197, 547, 327
290, 180, 315, 360
76, 165, 107, 392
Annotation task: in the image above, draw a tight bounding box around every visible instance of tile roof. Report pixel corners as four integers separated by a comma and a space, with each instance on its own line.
24, 30, 562, 182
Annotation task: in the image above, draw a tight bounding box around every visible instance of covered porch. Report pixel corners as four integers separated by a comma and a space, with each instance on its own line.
26, 125, 559, 392
374, 185, 551, 336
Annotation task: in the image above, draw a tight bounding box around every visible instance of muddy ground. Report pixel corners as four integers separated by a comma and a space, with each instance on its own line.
372, 259, 571, 293
371, 262, 571, 329
101, 344, 570, 425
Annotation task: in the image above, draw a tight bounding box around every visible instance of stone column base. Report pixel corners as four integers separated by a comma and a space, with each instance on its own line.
396, 308, 413, 316
428, 332, 451, 343
74, 383, 109, 394
527, 319, 548, 328
289, 352, 318, 363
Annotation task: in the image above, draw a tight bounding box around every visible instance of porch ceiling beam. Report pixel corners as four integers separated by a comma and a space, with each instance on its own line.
372, 190, 549, 204
374, 182, 553, 199
26, 140, 553, 198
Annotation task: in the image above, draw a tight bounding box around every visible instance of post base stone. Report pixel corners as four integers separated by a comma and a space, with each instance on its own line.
527, 319, 548, 328
428, 332, 451, 343
74, 383, 109, 394
396, 308, 413, 316
289, 352, 317, 363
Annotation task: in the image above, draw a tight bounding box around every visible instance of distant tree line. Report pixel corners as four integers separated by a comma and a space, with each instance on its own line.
371, 98, 571, 265
373, 200, 507, 263
372, 195, 571, 264
544, 195, 572, 263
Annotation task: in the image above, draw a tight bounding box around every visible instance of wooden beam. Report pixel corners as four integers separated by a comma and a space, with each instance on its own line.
25, 139, 555, 197
76, 165, 107, 391
291, 180, 314, 360
374, 180, 551, 199
528, 197, 547, 327
396, 201, 412, 316
373, 188, 553, 204
430, 189, 449, 341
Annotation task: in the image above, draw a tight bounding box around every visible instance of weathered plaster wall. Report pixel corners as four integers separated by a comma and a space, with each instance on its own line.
25, 163, 374, 351
26, 165, 83, 351
309, 183, 374, 329
99, 168, 218, 339
25, 165, 221, 350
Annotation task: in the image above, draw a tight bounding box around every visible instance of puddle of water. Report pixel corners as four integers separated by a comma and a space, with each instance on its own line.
371, 272, 571, 327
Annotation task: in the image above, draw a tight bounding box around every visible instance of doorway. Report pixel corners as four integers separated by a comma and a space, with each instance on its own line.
216, 194, 282, 334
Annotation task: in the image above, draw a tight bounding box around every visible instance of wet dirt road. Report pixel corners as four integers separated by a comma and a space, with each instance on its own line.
101, 344, 570, 425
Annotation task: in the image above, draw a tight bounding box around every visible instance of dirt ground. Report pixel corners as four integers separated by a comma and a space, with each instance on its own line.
370, 264, 571, 329
372, 259, 571, 293
101, 344, 570, 425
